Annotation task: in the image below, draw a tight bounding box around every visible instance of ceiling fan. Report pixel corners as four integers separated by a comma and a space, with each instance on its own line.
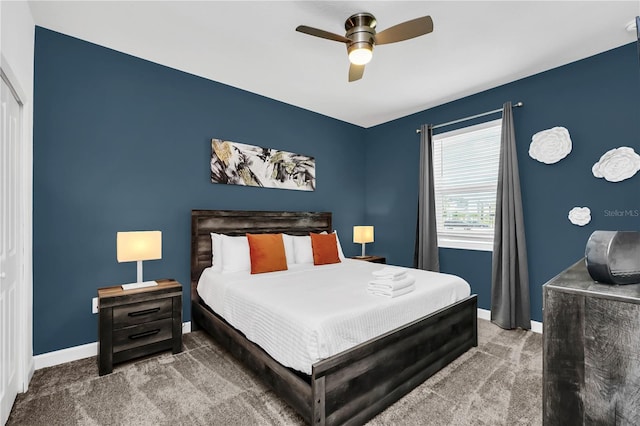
296, 13, 434, 82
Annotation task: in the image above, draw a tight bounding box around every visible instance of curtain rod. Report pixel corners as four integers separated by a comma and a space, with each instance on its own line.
415, 101, 524, 133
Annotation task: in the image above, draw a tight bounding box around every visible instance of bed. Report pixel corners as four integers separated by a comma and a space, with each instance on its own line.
190, 210, 478, 425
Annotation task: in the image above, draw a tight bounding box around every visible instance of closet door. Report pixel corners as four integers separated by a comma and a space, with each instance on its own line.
0, 72, 22, 425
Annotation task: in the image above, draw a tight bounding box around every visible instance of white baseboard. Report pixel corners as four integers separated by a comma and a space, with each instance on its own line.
33, 321, 192, 371
34, 341, 98, 370
477, 308, 491, 321
477, 308, 542, 334
34, 311, 543, 371
530, 320, 543, 334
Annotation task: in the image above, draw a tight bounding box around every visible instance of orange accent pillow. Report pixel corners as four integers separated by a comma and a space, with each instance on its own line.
246, 233, 288, 274
310, 233, 341, 265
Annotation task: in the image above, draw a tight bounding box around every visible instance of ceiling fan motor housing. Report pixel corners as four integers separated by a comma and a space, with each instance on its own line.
345, 13, 376, 56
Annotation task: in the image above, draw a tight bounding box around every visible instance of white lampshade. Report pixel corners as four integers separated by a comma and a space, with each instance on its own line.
116, 231, 162, 288
353, 226, 374, 244
117, 231, 162, 262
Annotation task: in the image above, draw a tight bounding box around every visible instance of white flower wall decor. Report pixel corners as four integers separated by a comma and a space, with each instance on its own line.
568, 207, 591, 226
529, 127, 572, 164
592, 147, 640, 182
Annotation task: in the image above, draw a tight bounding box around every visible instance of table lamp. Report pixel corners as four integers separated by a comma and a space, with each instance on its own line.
353, 226, 374, 257
117, 231, 162, 290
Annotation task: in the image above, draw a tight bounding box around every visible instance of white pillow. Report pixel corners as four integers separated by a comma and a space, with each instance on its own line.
211, 230, 342, 270
281, 234, 296, 265
220, 234, 251, 273
292, 235, 313, 264
210, 233, 223, 272
333, 230, 346, 260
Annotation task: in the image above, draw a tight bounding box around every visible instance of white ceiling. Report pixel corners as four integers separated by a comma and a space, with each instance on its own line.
28, 1, 639, 128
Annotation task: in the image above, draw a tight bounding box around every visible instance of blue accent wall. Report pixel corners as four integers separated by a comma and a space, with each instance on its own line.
364, 43, 640, 321
33, 27, 365, 355
33, 25, 639, 355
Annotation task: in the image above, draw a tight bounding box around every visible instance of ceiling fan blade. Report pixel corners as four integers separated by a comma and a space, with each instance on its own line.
296, 25, 350, 43
375, 16, 433, 45
348, 64, 365, 82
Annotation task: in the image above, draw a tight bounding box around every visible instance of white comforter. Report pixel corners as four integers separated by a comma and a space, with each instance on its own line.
197, 259, 470, 374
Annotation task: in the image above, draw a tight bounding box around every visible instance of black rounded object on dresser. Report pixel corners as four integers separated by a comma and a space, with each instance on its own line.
585, 231, 640, 285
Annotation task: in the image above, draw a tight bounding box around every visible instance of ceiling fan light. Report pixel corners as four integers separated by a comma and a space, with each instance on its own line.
348, 47, 373, 65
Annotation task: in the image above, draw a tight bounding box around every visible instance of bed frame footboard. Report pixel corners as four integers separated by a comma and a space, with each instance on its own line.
311, 295, 477, 425
191, 299, 313, 423
192, 294, 477, 426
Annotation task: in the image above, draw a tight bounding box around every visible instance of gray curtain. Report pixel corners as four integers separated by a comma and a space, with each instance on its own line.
414, 124, 439, 272
491, 102, 530, 330
636, 16, 639, 62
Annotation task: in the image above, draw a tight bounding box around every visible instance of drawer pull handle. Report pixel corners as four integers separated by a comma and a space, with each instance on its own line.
128, 307, 161, 317
129, 329, 160, 340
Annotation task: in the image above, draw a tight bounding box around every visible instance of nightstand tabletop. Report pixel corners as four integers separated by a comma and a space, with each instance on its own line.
98, 279, 181, 307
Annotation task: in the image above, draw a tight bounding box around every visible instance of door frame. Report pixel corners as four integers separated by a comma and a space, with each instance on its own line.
1, 53, 34, 394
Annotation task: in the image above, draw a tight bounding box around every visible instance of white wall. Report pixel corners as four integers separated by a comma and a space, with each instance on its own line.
1, 0, 35, 391
1, 2, 35, 96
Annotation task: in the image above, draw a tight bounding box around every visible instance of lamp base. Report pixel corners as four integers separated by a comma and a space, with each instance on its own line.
121, 280, 158, 291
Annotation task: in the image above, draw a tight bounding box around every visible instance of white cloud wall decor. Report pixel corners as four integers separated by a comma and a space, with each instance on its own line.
529, 127, 572, 164
592, 147, 640, 182
568, 207, 591, 226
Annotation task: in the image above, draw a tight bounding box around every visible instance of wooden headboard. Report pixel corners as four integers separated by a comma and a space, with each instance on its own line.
190, 210, 332, 288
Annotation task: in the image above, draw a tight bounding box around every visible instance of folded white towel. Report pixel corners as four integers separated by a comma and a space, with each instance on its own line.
375, 273, 408, 282
368, 284, 416, 298
368, 274, 415, 292
372, 266, 408, 280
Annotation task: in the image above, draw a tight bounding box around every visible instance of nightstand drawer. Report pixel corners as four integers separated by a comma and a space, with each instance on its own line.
112, 318, 173, 353
113, 298, 173, 329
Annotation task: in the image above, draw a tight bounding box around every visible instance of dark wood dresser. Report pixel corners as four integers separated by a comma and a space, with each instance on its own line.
98, 279, 182, 375
543, 259, 640, 425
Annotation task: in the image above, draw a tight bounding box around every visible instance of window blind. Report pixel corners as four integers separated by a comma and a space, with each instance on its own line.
432, 119, 502, 250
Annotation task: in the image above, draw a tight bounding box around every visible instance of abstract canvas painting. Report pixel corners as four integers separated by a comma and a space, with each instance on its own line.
210, 139, 315, 191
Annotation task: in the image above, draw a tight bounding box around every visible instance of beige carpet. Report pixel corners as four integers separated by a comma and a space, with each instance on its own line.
8, 319, 542, 425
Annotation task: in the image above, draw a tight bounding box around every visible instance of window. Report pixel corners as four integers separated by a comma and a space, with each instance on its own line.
432, 119, 501, 251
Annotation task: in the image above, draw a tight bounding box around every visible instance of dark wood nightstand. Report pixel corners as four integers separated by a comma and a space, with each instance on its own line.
350, 255, 386, 264
98, 279, 182, 375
